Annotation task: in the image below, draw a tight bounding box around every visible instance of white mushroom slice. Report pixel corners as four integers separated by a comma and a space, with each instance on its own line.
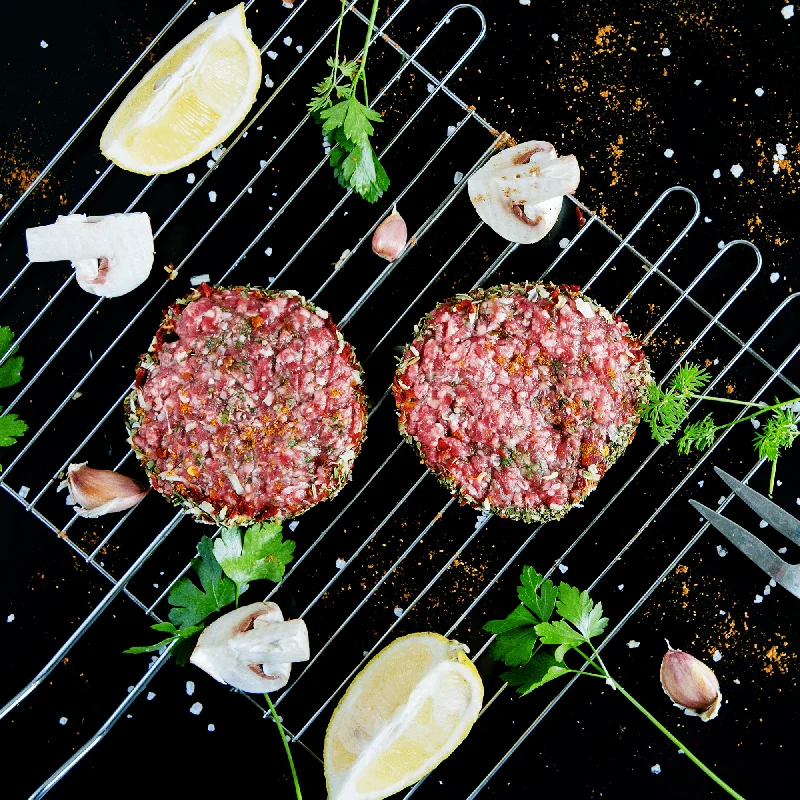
468, 140, 580, 244
190, 601, 309, 693
26, 212, 154, 297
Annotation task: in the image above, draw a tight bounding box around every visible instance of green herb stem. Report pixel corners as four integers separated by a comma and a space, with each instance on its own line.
611, 681, 746, 800
356, 0, 380, 105
265, 692, 302, 800
687, 394, 768, 409
710, 396, 800, 431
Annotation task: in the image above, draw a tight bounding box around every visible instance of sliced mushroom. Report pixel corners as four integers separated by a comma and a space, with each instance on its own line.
190, 601, 310, 693
26, 212, 154, 297
468, 140, 580, 244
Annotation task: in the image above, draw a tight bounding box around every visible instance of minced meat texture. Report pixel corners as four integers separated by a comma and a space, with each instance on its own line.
128, 285, 367, 525
393, 283, 650, 522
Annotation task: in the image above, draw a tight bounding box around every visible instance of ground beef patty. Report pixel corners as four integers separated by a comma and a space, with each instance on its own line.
127, 284, 367, 525
393, 283, 651, 522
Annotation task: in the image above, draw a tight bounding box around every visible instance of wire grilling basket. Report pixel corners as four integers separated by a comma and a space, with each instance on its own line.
1, 1, 798, 797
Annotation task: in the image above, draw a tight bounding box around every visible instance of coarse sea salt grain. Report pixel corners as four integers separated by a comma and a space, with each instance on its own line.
147, 692, 156, 701
559, 237, 570, 248
189, 702, 203, 715
335, 558, 346, 569
208, 724, 215, 732
519, 0, 531, 5
265, 247, 273, 256
776, 142, 788, 156
718, 496, 726, 505
770, 272, 781, 283
754, 594, 763, 604
730, 164, 744, 178
651, 764, 661, 775
394, 607, 404, 618
752, 418, 761, 429
186, 172, 195, 184
664, 148, 674, 158
717, 545, 728, 557
704, 216, 712, 223
59, 717, 68, 726
558, 563, 569, 573
551, 33, 559, 41
288, 520, 300, 531
712, 168, 721, 178
712, 649, 722, 662
770, 578, 777, 587
694, 79, 703, 86
427, 82, 435, 93
190, 274, 210, 287
454, 171, 464, 184
19, 485, 29, 499
759, 520, 769, 529
264, 75, 274, 89
627, 640, 640, 649
296, 45, 303, 53
207, 159, 214, 169
267, 50, 278, 60
447, 125, 457, 136
7, 614, 14, 623
283, 36, 292, 46
211, 146, 224, 161
764, 585, 772, 596
618, 584, 624, 591
40, 40, 49, 49
186, 681, 195, 696
755, 87, 765, 97
718, 241, 725, 249
781, 5, 794, 20
208, 191, 217, 203
661, 47, 671, 56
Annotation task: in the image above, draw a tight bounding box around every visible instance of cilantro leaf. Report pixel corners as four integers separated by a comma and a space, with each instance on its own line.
0, 327, 24, 389
0, 411, 28, 447
213, 521, 295, 597
123, 621, 204, 655
168, 536, 236, 629
518, 566, 557, 622
502, 652, 570, 695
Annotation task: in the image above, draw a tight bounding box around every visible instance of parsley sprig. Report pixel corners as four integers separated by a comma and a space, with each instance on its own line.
309, 0, 390, 202
641, 362, 800, 495
486, 568, 745, 799
0, 326, 28, 472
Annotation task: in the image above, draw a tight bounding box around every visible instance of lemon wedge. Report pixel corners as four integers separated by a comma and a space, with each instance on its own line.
100, 4, 261, 175
324, 633, 483, 800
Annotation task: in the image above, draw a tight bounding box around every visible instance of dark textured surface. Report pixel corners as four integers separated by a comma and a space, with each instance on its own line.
1, 1, 798, 798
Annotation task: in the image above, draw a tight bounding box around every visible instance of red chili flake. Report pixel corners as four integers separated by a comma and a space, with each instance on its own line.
575, 207, 587, 228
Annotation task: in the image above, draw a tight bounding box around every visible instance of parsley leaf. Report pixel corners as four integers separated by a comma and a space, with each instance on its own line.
502, 652, 569, 695
123, 621, 204, 655
0, 327, 24, 389
213, 521, 295, 598
0, 413, 28, 448
518, 566, 557, 622
168, 536, 236, 629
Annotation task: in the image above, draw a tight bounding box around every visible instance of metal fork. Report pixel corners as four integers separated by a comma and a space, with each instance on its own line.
689, 466, 800, 599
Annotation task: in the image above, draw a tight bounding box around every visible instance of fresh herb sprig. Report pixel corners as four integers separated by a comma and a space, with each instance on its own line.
309, 0, 390, 203
485, 568, 745, 800
0, 326, 28, 472
641, 362, 800, 495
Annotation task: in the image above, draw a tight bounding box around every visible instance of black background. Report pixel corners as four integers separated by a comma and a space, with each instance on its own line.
1, 1, 798, 798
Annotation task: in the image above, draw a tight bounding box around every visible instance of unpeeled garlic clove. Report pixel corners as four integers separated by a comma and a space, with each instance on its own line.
372, 205, 408, 262
660, 643, 722, 722
57, 462, 149, 517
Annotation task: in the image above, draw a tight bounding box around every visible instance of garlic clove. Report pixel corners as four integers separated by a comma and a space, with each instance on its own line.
26, 213, 154, 297
372, 205, 408, 261
468, 140, 580, 244
660, 644, 722, 722
57, 462, 149, 518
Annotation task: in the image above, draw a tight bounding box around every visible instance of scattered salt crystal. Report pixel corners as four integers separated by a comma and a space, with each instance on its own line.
719, 610, 726, 615
717, 545, 728, 557
776, 143, 788, 156
713, 358, 719, 365
777, 480, 783, 486
733, 678, 741, 684
153, 583, 159, 589
770, 272, 780, 285
718, 496, 726, 505
18, 486, 29, 499
718, 241, 725, 249
759, 520, 769, 529
186, 172, 196, 184
755, 88, 764, 97
779, 546, 788, 554
764, 585, 771, 596
208, 11, 216, 18
208, 724, 215, 732
712, 168, 721, 178
664, 148, 674, 158
559, 237, 570, 248
704, 216, 712, 223
40, 40, 48, 49
618, 584, 624, 591
773, 162, 780, 174
257, 125, 263, 131
751, 418, 761, 429
288, 520, 300, 531
146, 692, 156, 701
242, 131, 248, 138
781, 5, 794, 20
211, 146, 225, 161
754, 594, 763, 604
712, 649, 722, 662
186, 681, 195, 696
59, 717, 68, 726
427, 83, 435, 93
189, 702, 203, 715
393, 607, 404, 618
259, 160, 267, 170
627, 640, 640, 648
661, 47, 671, 56
519, 0, 531, 5
296, 45, 303, 53
267, 51, 278, 60
770, 578, 777, 587
335, 558, 346, 569
127, 685, 134, 693
208, 191, 217, 203
264, 75, 274, 89
694, 79, 703, 86
730, 164, 744, 178
283, 36, 292, 46
207, 159, 214, 169
447, 125, 457, 136
551, 33, 559, 41
698, 480, 705, 487
651, 764, 661, 775
265, 247, 273, 256
247, 188, 253, 194
190, 274, 210, 287
558, 563, 568, 573
454, 171, 464, 184
6, 614, 14, 623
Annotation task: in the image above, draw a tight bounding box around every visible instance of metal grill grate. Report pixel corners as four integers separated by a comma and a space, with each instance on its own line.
1, 1, 798, 797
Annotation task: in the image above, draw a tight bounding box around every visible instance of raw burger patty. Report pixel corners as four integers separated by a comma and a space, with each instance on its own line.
393, 283, 651, 522
127, 284, 367, 525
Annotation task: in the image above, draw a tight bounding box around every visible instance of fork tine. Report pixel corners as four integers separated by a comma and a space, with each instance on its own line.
714, 467, 800, 546
689, 500, 796, 595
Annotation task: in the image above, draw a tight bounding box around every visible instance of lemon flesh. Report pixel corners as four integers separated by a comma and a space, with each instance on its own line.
100, 4, 261, 175
324, 633, 484, 800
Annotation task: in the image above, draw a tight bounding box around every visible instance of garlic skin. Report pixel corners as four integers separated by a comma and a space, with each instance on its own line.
372, 206, 408, 262
57, 462, 149, 517
660, 645, 722, 722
